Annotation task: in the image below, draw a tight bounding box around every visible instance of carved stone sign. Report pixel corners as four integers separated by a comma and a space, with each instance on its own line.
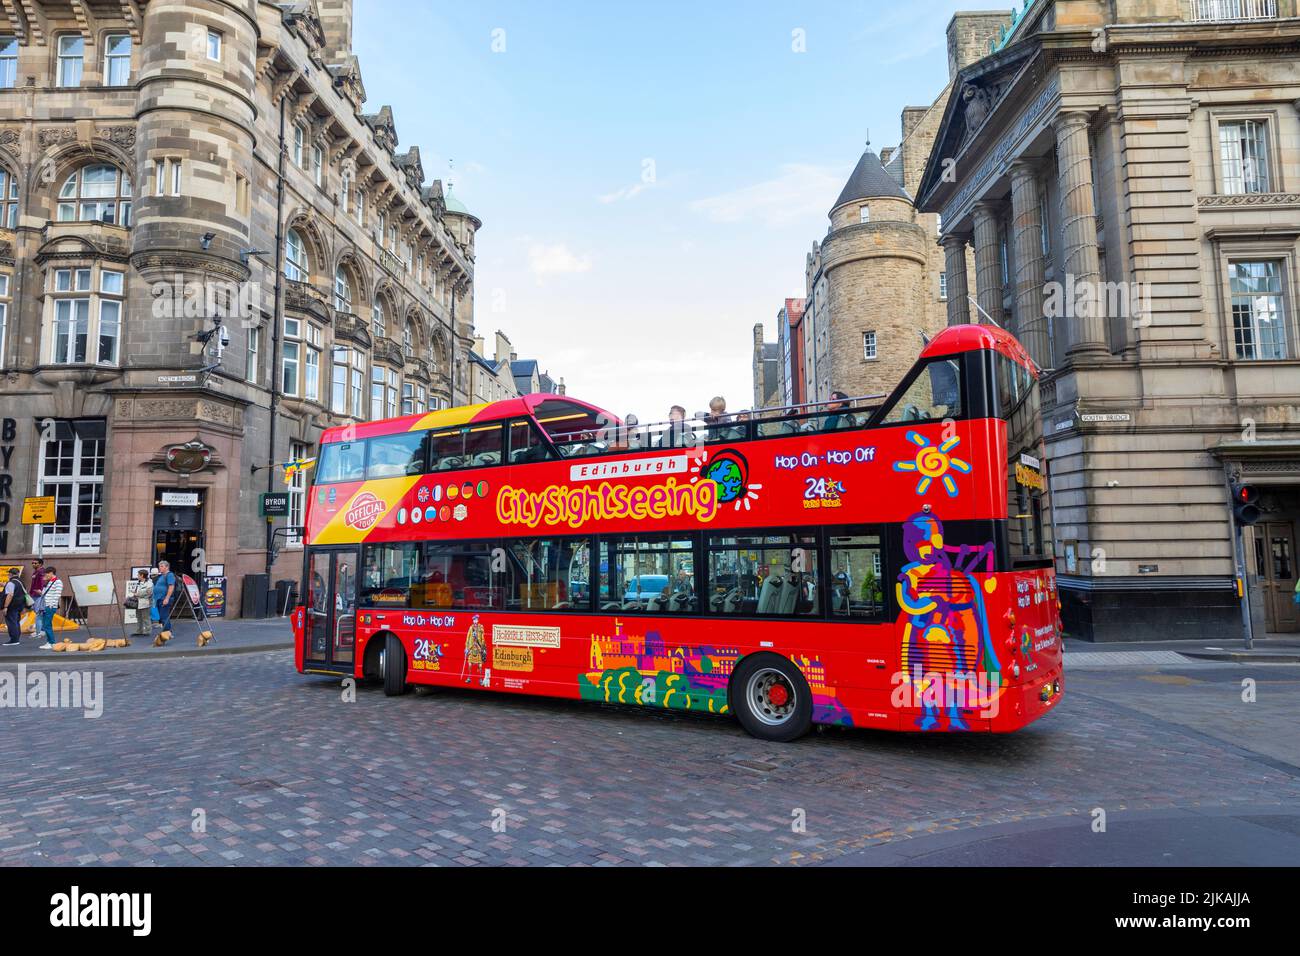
162, 438, 215, 475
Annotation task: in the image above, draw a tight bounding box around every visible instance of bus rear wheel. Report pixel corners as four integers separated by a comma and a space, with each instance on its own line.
731, 654, 812, 742
382, 633, 408, 697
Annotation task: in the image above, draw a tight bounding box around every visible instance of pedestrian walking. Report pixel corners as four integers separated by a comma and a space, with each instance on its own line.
129, 569, 154, 638
3, 568, 30, 646
29, 559, 48, 642
153, 560, 178, 646
36, 566, 63, 651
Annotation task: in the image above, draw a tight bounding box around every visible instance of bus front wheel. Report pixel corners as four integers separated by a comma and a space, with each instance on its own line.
382, 633, 408, 697
731, 654, 812, 742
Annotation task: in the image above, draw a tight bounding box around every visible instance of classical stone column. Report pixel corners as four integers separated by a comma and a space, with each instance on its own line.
1053, 110, 1106, 355
972, 202, 1003, 325
1009, 160, 1050, 367
941, 234, 971, 327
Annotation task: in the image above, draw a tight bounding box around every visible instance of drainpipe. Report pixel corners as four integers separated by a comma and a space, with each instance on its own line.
265, 93, 288, 578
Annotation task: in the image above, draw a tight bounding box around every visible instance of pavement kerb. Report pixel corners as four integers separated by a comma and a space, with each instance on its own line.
0, 639, 292, 665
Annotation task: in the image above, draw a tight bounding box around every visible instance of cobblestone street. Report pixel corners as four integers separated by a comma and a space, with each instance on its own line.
2, 650, 1298, 866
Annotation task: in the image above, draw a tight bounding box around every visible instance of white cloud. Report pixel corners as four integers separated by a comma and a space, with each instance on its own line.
527, 242, 592, 280
689, 163, 846, 227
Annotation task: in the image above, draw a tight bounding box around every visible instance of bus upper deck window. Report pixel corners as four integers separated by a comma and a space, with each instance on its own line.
317, 440, 367, 483
366, 431, 429, 479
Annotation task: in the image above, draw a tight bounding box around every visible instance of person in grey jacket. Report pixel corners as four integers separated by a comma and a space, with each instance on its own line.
129, 569, 154, 638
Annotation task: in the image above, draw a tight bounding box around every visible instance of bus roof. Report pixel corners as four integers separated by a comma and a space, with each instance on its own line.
319, 393, 615, 444
919, 323, 1036, 374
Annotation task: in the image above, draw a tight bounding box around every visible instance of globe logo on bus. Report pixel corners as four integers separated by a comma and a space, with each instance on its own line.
703, 454, 746, 503
694, 449, 761, 510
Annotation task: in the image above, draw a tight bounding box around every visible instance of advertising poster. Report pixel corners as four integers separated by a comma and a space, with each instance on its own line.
204, 576, 227, 618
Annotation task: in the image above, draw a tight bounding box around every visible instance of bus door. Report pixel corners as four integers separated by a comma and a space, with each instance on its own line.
304, 547, 359, 672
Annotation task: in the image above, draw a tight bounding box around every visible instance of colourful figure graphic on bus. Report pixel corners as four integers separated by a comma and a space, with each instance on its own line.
461, 613, 488, 685
896, 511, 1000, 731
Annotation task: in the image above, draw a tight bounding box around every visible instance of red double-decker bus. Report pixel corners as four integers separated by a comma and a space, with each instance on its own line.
292, 325, 1062, 741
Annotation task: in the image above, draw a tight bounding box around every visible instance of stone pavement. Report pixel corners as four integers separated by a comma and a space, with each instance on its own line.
0, 615, 293, 663
1064, 636, 1300, 666
1, 650, 1297, 866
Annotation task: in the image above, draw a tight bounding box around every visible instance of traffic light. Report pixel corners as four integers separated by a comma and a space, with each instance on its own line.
1231, 483, 1261, 526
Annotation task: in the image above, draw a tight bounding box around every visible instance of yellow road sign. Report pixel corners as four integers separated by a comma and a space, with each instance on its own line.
21, 496, 57, 525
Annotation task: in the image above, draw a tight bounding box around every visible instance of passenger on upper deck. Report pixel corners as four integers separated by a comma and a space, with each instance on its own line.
655, 405, 689, 448
822, 391, 859, 431
706, 396, 750, 442
707, 396, 727, 420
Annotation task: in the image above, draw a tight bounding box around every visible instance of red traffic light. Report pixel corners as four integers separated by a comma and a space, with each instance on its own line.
1231, 483, 1261, 526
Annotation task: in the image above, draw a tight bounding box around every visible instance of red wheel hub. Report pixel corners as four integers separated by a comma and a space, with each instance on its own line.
767, 683, 790, 708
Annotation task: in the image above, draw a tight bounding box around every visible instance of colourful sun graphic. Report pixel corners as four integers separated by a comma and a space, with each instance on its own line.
893, 431, 972, 498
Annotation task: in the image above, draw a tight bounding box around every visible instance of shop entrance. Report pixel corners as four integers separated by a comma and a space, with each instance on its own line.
153, 488, 206, 579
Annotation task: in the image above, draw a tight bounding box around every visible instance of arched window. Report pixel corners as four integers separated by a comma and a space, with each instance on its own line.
285, 229, 309, 281
372, 296, 386, 340
0, 167, 18, 229
333, 266, 352, 313
57, 164, 132, 226
403, 320, 415, 358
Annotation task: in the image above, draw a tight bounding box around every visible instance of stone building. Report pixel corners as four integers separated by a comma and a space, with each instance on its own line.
918, 0, 1300, 640
0, 0, 481, 617
775, 296, 807, 408
469, 330, 518, 405
751, 322, 780, 409
798, 15, 1005, 407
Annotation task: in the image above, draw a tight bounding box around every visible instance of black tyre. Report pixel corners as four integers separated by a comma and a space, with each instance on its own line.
382, 633, 408, 697
730, 654, 812, 742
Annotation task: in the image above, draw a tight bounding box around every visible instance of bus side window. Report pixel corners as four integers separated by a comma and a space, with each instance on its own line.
827, 530, 886, 620
502, 537, 589, 611
464, 423, 503, 467
366, 431, 429, 479
507, 420, 554, 464
707, 532, 818, 617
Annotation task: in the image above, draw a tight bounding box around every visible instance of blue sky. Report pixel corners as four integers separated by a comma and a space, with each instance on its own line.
356, 0, 973, 418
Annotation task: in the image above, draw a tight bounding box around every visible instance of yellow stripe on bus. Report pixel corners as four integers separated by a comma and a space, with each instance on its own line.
311, 475, 424, 544
409, 405, 492, 432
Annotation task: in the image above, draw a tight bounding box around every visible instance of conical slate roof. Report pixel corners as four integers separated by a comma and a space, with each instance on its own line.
832, 147, 910, 211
